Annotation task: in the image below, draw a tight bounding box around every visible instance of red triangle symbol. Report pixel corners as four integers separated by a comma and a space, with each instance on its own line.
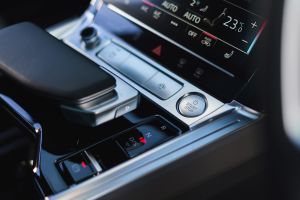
152, 45, 162, 56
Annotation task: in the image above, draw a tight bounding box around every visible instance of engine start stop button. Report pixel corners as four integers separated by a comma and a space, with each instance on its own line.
177, 93, 207, 118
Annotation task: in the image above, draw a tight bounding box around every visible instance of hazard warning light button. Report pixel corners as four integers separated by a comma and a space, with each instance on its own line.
152, 45, 162, 57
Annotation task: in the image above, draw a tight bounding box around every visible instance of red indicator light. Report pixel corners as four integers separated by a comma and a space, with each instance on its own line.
203, 32, 218, 41
143, 0, 155, 7
81, 161, 87, 169
139, 137, 147, 144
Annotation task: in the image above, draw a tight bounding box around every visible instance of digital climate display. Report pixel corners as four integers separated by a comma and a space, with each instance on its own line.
100, 0, 268, 99
105, 0, 267, 55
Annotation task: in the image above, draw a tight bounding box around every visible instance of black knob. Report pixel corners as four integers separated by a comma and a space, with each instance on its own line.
80, 27, 100, 49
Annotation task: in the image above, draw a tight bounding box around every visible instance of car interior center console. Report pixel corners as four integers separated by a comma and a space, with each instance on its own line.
0, 0, 268, 199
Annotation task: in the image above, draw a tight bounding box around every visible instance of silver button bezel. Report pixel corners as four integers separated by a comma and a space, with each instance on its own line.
177, 92, 208, 118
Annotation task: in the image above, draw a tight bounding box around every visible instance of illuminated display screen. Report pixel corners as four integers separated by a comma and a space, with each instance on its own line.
105, 0, 267, 55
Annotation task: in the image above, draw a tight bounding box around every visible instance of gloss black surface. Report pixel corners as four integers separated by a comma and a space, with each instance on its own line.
94, 4, 268, 101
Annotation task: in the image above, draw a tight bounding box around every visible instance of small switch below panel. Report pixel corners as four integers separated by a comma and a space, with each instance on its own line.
58, 152, 97, 184
143, 72, 183, 100
116, 117, 181, 158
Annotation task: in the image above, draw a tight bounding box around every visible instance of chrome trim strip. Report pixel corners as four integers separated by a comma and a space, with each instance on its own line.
281, 0, 300, 148
85, 151, 103, 173
69, 85, 116, 105
0, 94, 43, 177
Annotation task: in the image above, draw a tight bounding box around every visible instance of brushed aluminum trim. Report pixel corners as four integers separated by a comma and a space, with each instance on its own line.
64, 24, 224, 128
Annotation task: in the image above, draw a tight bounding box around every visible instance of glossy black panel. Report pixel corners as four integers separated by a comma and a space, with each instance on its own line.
115, 117, 180, 157
106, 0, 267, 54
94, 3, 268, 101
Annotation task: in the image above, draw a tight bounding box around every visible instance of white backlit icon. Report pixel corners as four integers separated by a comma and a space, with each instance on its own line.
251, 21, 258, 29
224, 51, 234, 59
153, 10, 162, 20
199, 5, 209, 13
140, 5, 150, 13
201, 36, 213, 47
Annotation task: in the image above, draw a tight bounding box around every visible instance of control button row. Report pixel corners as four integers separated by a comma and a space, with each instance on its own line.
97, 43, 182, 100
58, 117, 182, 185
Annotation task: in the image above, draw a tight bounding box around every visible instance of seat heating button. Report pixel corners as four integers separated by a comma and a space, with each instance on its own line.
177, 94, 207, 117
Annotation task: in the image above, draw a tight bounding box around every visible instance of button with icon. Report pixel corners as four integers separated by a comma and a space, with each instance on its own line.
214, 42, 246, 71
199, 32, 217, 48
176, 58, 188, 69
143, 72, 182, 100
193, 67, 205, 79
177, 93, 207, 117
59, 153, 97, 184
224, 50, 235, 59
152, 10, 162, 20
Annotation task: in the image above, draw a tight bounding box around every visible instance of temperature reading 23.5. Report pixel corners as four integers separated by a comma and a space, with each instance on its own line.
223, 16, 244, 33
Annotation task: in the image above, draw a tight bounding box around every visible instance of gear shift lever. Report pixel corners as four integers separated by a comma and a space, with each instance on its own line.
0, 22, 139, 127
